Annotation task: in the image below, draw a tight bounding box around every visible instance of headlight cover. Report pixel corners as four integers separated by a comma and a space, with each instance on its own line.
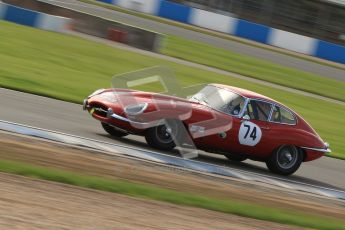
124, 103, 148, 115
88, 89, 105, 98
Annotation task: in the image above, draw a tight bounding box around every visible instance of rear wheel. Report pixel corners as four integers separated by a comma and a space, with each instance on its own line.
101, 122, 128, 137
225, 153, 247, 162
266, 145, 303, 175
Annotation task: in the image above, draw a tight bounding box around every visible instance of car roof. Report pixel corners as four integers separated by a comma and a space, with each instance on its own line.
209, 84, 299, 121
210, 83, 279, 104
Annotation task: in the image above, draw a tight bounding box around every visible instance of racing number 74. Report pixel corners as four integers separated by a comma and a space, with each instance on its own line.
243, 124, 257, 140
239, 121, 262, 146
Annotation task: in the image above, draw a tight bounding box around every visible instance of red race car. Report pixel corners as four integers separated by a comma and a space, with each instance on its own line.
83, 83, 330, 175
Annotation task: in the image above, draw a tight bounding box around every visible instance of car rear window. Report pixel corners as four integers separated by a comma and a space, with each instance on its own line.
271, 106, 296, 125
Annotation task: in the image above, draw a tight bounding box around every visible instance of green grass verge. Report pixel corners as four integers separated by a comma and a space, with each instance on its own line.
78, 0, 345, 72
79, 0, 345, 101
0, 21, 344, 159
1, 159, 345, 230
162, 36, 345, 102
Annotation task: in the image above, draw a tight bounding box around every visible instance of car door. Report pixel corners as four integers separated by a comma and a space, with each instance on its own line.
234, 99, 275, 157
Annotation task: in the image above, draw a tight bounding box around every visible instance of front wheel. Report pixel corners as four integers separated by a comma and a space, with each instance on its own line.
145, 122, 177, 150
266, 145, 303, 176
101, 122, 128, 137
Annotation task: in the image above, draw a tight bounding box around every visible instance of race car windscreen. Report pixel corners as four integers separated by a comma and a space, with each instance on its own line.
190, 85, 246, 116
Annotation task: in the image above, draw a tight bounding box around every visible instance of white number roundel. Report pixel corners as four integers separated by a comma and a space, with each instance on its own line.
238, 121, 262, 146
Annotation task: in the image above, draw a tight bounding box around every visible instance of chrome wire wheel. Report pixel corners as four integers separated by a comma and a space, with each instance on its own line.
276, 145, 298, 170
145, 120, 179, 150
155, 125, 174, 144
266, 145, 303, 176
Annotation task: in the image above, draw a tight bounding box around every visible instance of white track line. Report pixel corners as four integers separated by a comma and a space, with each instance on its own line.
1, 119, 344, 200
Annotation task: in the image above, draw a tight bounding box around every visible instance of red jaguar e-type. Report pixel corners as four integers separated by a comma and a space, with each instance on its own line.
83, 84, 330, 175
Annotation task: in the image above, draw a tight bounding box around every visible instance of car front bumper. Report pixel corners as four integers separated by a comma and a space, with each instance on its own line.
83, 99, 161, 129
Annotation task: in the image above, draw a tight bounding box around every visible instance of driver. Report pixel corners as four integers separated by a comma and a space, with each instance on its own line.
230, 99, 245, 115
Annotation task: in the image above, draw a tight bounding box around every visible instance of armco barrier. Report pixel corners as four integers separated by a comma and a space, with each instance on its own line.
98, 0, 114, 4
234, 20, 270, 44
315, 41, 345, 64
94, 0, 345, 64
4, 4, 38, 26
0, 2, 70, 33
0, 4, 5, 18
157, 1, 191, 23
2, 0, 163, 52
116, 0, 161, 15
189, 8, 237, 34
268, 29, 317, 55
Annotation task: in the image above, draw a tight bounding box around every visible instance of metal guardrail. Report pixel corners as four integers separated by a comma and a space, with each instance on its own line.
2, 0, 163, 52
183, 0, 345, 46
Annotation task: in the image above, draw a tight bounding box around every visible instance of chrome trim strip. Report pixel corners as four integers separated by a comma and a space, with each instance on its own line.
107, 109, 165, 129
238, 98, 250, 118
268, 104, 274, 121
109, 112, 150, 126
301, 146, 331, 153
268, 120, 297, 126
82, 99, 87, 111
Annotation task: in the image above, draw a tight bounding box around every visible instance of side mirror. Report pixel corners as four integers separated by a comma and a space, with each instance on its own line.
242, 115, 250, 120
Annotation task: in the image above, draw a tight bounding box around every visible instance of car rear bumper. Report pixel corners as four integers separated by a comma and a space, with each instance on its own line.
301, 146, 331, 153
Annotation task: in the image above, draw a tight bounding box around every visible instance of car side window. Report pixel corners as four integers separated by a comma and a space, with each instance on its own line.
245, 100, 272, 121
271, 106, 296, 125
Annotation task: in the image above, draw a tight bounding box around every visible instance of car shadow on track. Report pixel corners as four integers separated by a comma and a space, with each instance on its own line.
197, 154, 342, 190
100, 133, 343, 191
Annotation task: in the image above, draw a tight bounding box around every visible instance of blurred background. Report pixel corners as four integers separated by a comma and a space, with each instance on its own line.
176, 0, 345, 45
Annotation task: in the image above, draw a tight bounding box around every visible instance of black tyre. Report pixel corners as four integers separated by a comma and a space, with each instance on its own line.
101, 122, 128, 137
145, 120, 179, 150
225, 153, 247, 162
266, 145, 303, 176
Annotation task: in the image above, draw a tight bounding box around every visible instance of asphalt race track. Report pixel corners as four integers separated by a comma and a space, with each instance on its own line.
41, 0, 345, 82
1, 88, 345, 191
2, 0, 345, 196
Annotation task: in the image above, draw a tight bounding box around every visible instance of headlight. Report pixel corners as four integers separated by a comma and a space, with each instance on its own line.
88, 89, 105, 98
124, 103, 148, 115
